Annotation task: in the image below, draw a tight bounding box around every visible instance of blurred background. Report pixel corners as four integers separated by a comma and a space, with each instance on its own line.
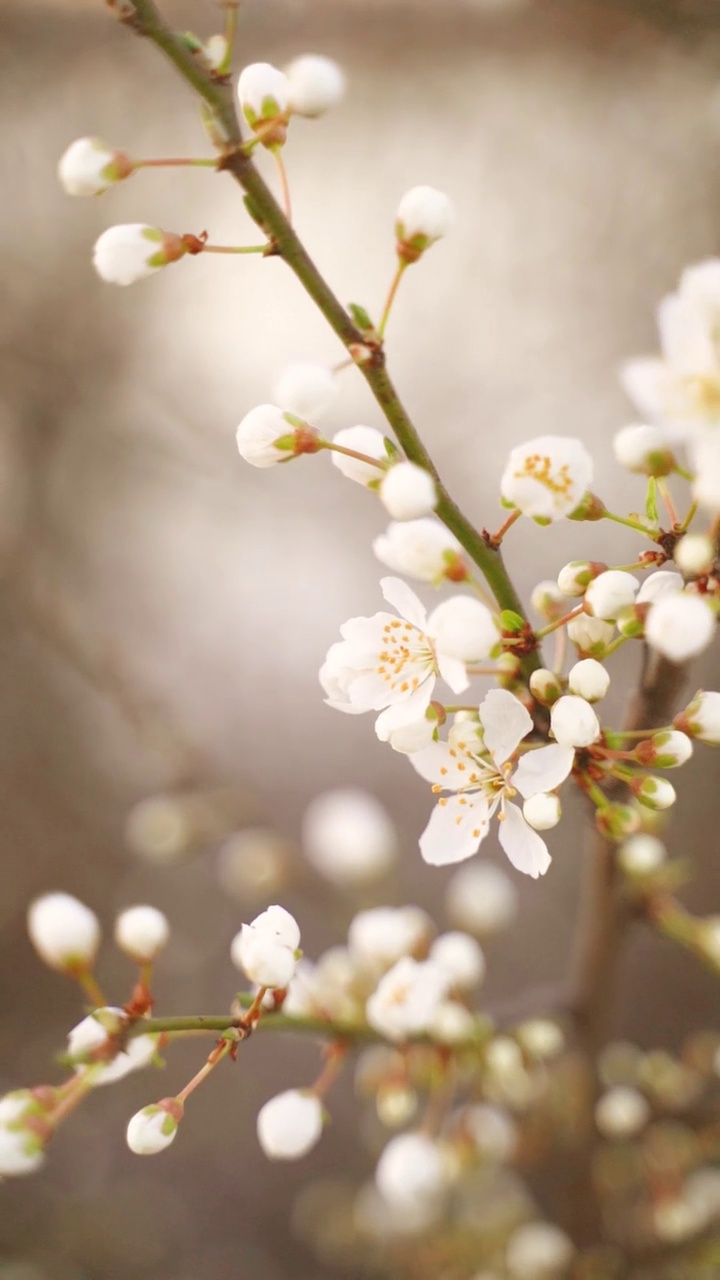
1, 0, 720, 1275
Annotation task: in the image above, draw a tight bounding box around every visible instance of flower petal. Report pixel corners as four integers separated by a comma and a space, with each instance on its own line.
409, 739, 482, 789
658, 294, 716, 375
380, 577, 427, 630
436, 651, 469, 695
512, 744, 574, 800
498, 803, 551, 878
479, 689, 533, 764
419, 794, 489, 866
375, 685, 433, 738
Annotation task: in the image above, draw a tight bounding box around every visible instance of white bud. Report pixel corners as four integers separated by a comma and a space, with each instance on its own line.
331, 425, 388, 486
67, 1007, 127, 1061
380, 462, 437, 520
426, 596, 499, 662
90, 1033, 159, 1087
126, 1101, 181, 1155
375, 1133, 446, 1210
114, 905, 170, 963
444, 861, 518, 936
236, 403, 317, 468
464, 1103, 517, 1162
349, 906, 432, 970
0, 1126, 45, 1177
257, 1089, 323, 1160
678, 690, 720, 743
273, 361, 337, 420
285, 54, 346, 117
500, 436, 593, 522
530, 580, 567, 618
618, 833, 667, 876
550, 695, 600, 748
395, 186, 455, 254
27, 892, 100, 972
675, 533, 715, 578
506, 1222, 574, 1279
93, 224, 183, 286
302, 788, 397, 884
58, 137, 132, 197
516, 1019, 565, 1059
635, 776, 676, 810
636, 570, 684, 604
557, 561, 605, 597
584, 570, 639, 620
430, 1001, 476, 1044
365, 957, 450, 1041
373, 518, 468, 583
612, 424, 676, 474
568, 658, 610, 702
645, 593, 716, 662
237, 62, 289, 126
645, 730, 693, 768
595, 1086, 650, 1139
230, 904, 301, 988
567, 614, 615, 656
429, 932, 485, 989
203, 34, 229, 71
529, 668, 562, 706
522, 792, 561, 831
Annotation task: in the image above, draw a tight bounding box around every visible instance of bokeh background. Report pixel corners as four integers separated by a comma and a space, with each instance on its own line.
1, 0, 720, 1276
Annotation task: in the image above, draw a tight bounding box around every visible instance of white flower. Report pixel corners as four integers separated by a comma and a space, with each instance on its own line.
643, 730, 693, 768
237, 62, 289, 126
376, 705, 439, 755
634, 776, 676, 810
230, 904, 301, 989
380, 463, 437, 520
366, 956, 451, 1040
550, 695, 600, 748
645, 592, 716, 662
500, 436, 593, 521
114, 905, 170, 963
568, 658, 610, 702
566, 614, 615, 656
424, 596, 499, 663
203, 34, 229, 71
677, 690, 720, 743
506, 1222, 574, 1278
373, 519, 468, 583
236, 403, 319, 467
0, 1125, 45, 1177
675, 534, 715, 577
93, 224, 185, 286
302, 788, 397, 884
584, 570, 639, 620
395, 186, 455, 257
348, 905, 432, 969
320, 577, 470, 741
429, 932, 485, 989
412, 689, 575, 875
690, 433, 720, 510
375, 1132, 446, 1211
67, 1007, 127, 1061
27, 892, 100, 972
127, 1101, 181, 1155
595, 1086, 650, 1139
522, 792, 561, 831
618, 833, 666, 876
58, 137, 132, 197
444, 861, 518, 935
636, 570, 684, 604
90, 1034, 159, 1086
612, 423, 676, 474
529, 669, 562, 707
331, 425, 389, 485
256, 1089, 323, 1160
557, 560, 605, 597
285, 54, 346, 117
273, 361, 338, 420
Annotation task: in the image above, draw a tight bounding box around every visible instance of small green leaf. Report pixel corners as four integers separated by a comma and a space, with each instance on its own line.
348, 302, 374, 332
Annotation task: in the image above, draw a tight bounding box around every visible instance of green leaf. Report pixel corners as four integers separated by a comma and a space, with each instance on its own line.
348, 302, 374, 333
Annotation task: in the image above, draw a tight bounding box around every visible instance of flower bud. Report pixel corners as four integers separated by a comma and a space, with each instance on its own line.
530, 580, 568, 619
568, 658, 610, 702
430, 1001, 477, 1045
516, 1019, 565, 1060
636, 570, 684, 604
632, 775, 677, 811
429, 932, 485, 989
529, 668, 562, 707
444, 861, 518, 936
0, 1123, 46, 1177
567, 614, 614, 656
550, 695, 600, 748
203, 34, 229, 72
331, 425, 389, 486
273, 361, 338, 420
27, 892, 100, 973
645, 593, 716, 663
231, 904, 301, 989
58, 137, 133, 197
634, 730, 693, 769
557, 560, 607, 597
584, 570, 639, 621
348, 905, 432, 969
126, 1099, 182, 1155
675, 690, 720, 743
613, 424, 676, 476
93, 224, 187, 286
618, 833, 667, 877
595, 803, 641, 841
257, 1089, 323, 1160
67, 1007, 127, 1062
236, 404, 321, 467
395, 186, 454, 262
675, 533, 715, 578
237, 62, 289, 141
506, 1223, 574, 1279
375, 1132, 446, 1210
373, 519, 469, 583
615, 604, 647, 639
463, 1103, 517, 1162
114, 905, 170, 964
302, 788, 397, 884
522, 792, 561, 831
500, 436, 594, 522
426, 596, 498, 662
285, 54, 346, 117
380, 462, 437, 520
595, 1085, 650, 1138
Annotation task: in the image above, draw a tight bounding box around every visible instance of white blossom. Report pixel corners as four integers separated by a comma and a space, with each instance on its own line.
273, 361, 338, 420
412, 690, 574, 875
612, 423, 675, 474
550, 695, 600, 748
203, 34, 229, 71
237, 62, 289, 126
285, 54, 346, 117
675, 534, 715, 577
126, 1101, 181, 1155
114, 905, 169, 963
557, 560, 604, 597
529, 669, 562, 707
0, 1125, 45, 1177
636, 570, 684, 604
677, 690, 720, 743
568, 658, 610, 702
302, 788, 397, 883
566, 614, 615, 656
635, 775, 676, 810
595, 1086, 650, 1139
690, 432, 720, 510
376, 705, 439, 755
645, 592, 716, 662
27, 892, 101, 972
90, 1034, 159, 1087
618, 833, 667, 876
395, 186, 455, 255
444, 861, 518, 935
331, 425, 389, 485
67, 1007, 127, 1062
516, 1019, 565, 1059
373, 518, 468, 583
380, 462, 437, 520
500, 436, 593, 521
236, 403, 318, 467
429, 932, 485, 989
506, 1222, 574, 1278
58, 137, 131, 197
424, 596, 499, 663
93, 224, 184, 286
375, 1132, 447, 1211
644, 730, 693, 768
366, 956, 452, 1040
348, 905, 432, 970
522, 792, 561, 831
230, 904, 301, 989
584, 570, 639, 620
256, 1089, 323, 1160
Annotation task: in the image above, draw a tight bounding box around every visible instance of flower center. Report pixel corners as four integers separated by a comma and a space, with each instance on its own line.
376, 620, 435, 694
